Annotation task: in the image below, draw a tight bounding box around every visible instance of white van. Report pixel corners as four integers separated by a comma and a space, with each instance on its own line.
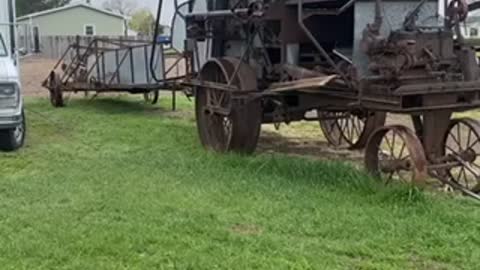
0, 0, 25, 151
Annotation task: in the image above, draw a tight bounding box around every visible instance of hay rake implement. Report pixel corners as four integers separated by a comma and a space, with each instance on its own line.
43, 36, 186, 108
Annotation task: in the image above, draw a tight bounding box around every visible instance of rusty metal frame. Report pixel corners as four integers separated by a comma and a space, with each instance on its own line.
175, 0, 480, 200
42, 37, 185, 106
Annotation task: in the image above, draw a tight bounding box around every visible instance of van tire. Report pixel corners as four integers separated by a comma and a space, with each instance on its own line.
0, 111, 26, 152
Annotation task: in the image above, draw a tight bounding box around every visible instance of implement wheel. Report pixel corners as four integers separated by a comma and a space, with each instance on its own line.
443, 118, 480, 193
365, 125, 428, 184
195, 58, 261, 154
144, 91, 160, 104
319, 111, 386, 149
48, 72, 64, 108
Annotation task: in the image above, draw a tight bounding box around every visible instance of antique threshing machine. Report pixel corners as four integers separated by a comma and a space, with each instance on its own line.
161, 0, 480, 198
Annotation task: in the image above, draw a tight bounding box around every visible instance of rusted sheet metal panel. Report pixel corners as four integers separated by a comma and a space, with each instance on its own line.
87, 44, 165, 85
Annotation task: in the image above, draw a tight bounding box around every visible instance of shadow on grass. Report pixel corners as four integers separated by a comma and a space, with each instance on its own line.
259, 130, 364, 165
70, 98, 168, 115
28, 97, 465, 207
198, 143, 433, 207
68, 98, 196, 124
74, 98, 435, 206
64, 97, 194, 120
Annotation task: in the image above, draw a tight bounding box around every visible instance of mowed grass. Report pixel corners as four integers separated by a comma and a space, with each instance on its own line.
0, 96, 479, 270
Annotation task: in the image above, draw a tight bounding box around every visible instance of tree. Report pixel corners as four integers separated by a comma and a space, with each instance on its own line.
16, 0, 71, 17
103, 0, 137, 36
129, 9, 165, 36
102, 0, 136, 16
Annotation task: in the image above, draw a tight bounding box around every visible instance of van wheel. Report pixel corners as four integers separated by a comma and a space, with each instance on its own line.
0, 111, 26, 152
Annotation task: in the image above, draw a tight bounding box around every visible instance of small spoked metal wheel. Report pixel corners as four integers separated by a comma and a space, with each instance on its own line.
319, 110, 386, 149
443, 118, 480, 193
365, 125, 428, 184
48, 72, 64, 108
143, 91, 159, 104
195, 58, 262, 154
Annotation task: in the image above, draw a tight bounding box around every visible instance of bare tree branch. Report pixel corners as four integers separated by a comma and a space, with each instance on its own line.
102, 0, 137, 16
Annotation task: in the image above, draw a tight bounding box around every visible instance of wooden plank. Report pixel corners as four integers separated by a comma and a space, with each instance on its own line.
268, 75, 338, 92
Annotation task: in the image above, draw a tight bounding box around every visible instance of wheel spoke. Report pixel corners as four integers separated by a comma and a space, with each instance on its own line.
348, 119, 355, 142
472, 162, 480, 170
345, 118, 351, 141
467, 128, 473, 149
396, 171, 408, 183
321, 111, 383, 149
352, 118, 361, 138
327, 120, 336, 133
448, 132, 461, 151
218, 91, 226, 107
469, 139, 480, 149
391, 131, 397, 158
457, 123, 462, 150
338, 119, 348, 144
398, 142, 407, 160
445, 145, 458, 155
384, 132, 394, 154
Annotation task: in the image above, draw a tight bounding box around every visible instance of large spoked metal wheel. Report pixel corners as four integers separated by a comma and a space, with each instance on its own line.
365, 125, 428, 184
319, 111, 386, 149
195, 58, 262, 154
443, 118, 480, 193
48, 72, 64, 108
144, 91, 160, 104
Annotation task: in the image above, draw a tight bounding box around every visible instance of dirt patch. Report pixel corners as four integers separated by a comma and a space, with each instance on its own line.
257, 115, 413, 167
19, 55, 186, 98
20, 56, 58, 97
259, 128, 365, 166
230, 224, 263, 236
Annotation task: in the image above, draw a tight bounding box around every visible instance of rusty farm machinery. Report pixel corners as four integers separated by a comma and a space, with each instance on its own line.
42, 36, 184, 107
44, 0, 480, 200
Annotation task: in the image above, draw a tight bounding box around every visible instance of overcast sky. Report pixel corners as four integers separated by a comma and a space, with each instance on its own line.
91, 0, 178, 25
89, 0, 451, 25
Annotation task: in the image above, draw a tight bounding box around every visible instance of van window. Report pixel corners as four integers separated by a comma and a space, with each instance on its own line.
0, 34, 7, 57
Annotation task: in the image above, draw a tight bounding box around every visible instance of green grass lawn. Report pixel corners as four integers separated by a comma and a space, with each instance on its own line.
0, 96, 479, 270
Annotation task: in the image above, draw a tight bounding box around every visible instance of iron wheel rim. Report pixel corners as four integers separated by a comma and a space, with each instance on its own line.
366, 126, 428, 185
320, 111, 385, 149
199, 63, 234, 152
443, 118, 480, 192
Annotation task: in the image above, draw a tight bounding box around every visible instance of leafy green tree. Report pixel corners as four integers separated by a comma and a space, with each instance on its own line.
16, 0, 71, 17
129, 9, 164, 36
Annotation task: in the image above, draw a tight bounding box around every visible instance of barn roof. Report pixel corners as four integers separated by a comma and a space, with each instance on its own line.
17, 3, 126, 21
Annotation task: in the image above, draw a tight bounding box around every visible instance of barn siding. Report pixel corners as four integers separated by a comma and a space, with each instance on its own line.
17, 6, 124, 36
